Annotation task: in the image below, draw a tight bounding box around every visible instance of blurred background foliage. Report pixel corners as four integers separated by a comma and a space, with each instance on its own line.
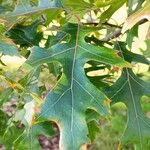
0, 0, 150, 149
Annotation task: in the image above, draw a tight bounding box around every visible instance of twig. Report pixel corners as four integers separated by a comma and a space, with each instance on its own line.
101, 28, 122, 42
103, 22, 122, 29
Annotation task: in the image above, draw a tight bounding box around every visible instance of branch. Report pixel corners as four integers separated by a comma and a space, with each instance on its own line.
101, 28, 122, 42
101, 18, 148, 42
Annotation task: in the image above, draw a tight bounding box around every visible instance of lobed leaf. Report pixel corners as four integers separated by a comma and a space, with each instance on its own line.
105, 42, 150, 149
26, 23, 129, 150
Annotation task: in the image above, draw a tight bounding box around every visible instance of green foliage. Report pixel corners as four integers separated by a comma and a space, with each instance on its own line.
7, 0, 62, 17
26, 23, 128, 149
0, 0, 150, 150
100, 0, 127, 22
5, 20, 43, 47
105, 42, 150, 149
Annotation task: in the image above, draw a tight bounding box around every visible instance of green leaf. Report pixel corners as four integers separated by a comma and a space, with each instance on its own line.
87, 120, 100, 142
45, 31, 69, 48
94, 0, 119, 7
115, 42, 150, 65
141, 40, 150, 57
0, 0, 16, 14
100, 0, 126, 22
86, 109, 101, 142
106, 69, 150, 148
0, 120, 54, 149
0, 1, 63, 29
47, 62, 61, 77
126, 26, 138, 48
0, 110, 8, 135
5, 20, 43, 47
0, 41, 18, 55
0, 88, 13, 106
105, 43, 150, 148
122, 0, 150, 33
26, 23, 129, 150
13, 121, 55, 149
87, 75, 111, 89
62, 0, 92, 11
7, 0, 62, 17
0, 123, 25, 149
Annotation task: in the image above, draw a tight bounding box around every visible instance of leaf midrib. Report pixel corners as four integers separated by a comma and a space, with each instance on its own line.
126, 68, 143, 150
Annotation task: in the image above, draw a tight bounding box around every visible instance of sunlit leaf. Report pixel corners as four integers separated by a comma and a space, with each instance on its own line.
122, 0, 150, 33
100, 0, 126, 22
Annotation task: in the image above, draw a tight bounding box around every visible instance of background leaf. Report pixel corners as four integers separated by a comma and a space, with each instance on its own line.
122, 0, 150, 33
105, 42, 150, 148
